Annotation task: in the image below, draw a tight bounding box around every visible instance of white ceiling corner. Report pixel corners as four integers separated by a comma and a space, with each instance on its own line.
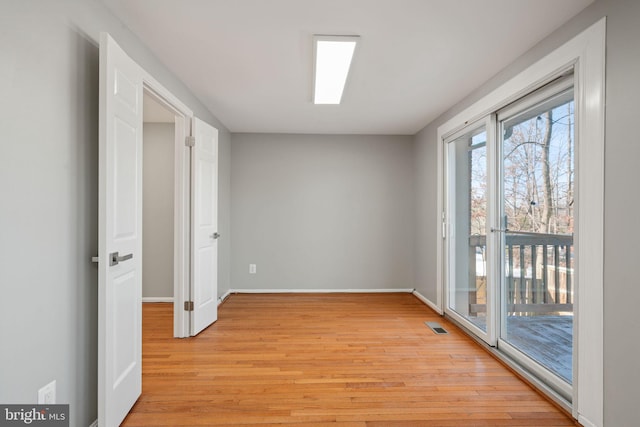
101, 0, 593, 135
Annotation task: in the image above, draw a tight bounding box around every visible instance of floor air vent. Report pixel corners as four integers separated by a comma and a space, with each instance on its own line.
425, 321, 448, 335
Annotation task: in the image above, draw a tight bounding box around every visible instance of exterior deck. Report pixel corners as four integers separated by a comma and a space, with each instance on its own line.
465, 231, 574, 383
468, 314, 572, 383
504, 315, 572, 382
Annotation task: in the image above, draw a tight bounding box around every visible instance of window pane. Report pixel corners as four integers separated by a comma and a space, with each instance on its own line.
500, 89, 574, 384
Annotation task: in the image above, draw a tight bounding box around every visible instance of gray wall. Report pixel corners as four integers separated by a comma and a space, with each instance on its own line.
413, 0, 640, 424
218, 124, 232, 299
231, 133, 414, 291
0, 1, 230, 425
142, 123, 175, 299
413, 124, 439, 302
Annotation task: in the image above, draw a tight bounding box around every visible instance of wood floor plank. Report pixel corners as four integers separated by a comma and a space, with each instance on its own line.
121, 293, 576, 426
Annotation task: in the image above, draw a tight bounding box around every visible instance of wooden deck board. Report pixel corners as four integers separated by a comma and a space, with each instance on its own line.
505, 316, 572, 382
121, 293, 576, 426
468, 314, 572, 382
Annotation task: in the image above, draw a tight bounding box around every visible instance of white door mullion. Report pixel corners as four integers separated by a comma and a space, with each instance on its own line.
485, 114, 499, 347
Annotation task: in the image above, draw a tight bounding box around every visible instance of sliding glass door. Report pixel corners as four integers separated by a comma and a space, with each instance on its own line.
445, 122, 493, 342
445, 76, 575, 398
497, 78, 574, 397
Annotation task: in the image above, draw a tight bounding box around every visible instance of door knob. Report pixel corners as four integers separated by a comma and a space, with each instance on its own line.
109, 251, 133, 266
211, 232, 221, 239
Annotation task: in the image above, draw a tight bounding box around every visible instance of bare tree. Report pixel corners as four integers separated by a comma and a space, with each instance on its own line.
502, 101, 573, 235
541, 110, 553, 233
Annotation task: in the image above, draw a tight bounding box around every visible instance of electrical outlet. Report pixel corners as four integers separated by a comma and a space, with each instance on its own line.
249, 264, 257, 274
38, 380, 56, 404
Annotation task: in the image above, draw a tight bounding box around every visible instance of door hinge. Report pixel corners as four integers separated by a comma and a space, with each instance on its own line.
184, 301, 194, 311
185, 136, 195, 147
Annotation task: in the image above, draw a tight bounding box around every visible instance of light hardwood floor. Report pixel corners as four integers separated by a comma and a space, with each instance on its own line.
122, 293, 577, 426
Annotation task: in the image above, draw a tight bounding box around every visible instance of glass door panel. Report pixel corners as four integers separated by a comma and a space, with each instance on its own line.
499, 86, 574, 386
447, 125, 488, 334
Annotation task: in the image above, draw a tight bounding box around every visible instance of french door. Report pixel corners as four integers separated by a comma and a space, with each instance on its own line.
445, 76, 575, 399
99, 33, 220, 426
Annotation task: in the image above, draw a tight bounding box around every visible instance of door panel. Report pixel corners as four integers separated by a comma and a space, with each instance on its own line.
498, 84, 575, 390
98, 33, 143, 427
114, 118, 138, 237
191, 117, 218, 335
445, 124, 490, 340
113, 271, 137, 386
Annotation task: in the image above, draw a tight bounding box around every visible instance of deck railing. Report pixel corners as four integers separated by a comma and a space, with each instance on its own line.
469, 232, 573, 315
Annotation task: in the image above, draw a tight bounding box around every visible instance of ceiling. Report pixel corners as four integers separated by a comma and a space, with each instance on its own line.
143, 92, 175, 123
101, 0, 593, 135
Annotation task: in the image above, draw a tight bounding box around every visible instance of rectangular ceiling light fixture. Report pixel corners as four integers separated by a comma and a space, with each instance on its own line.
313, 35, 359, 105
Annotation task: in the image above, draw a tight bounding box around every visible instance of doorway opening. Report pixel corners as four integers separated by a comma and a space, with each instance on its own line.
139, 85, 193, 339
142, 92, 176, 307
141, 92, 176, 337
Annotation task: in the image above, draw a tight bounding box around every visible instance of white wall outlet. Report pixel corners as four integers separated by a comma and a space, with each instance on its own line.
249, 264, 257, 274
38, 380, 56, 404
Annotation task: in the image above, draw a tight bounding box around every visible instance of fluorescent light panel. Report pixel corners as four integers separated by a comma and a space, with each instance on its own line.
313, 35, 359, 104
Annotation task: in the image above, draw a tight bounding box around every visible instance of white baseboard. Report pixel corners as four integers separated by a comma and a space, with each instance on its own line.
578, 416, 597, 427
412, 290, 443, 314
228, 288, 414, 294
142, 297, 174, 303
217, 289, 232, 306
149, 290, 438, 310
89, 420, 98, 427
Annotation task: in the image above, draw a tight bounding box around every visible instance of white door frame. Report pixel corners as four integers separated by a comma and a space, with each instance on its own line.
140, 84, 193, 338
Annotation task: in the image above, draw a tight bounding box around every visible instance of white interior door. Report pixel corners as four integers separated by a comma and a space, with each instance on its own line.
191, 118, 219, 335
98, 33, 143, 427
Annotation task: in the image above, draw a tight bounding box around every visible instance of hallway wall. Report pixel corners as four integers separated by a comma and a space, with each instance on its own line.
143, 123, 175, 299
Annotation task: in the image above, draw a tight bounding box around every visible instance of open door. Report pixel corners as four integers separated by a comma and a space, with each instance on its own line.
98, 33, 143, 426
190, 117, 219, 335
